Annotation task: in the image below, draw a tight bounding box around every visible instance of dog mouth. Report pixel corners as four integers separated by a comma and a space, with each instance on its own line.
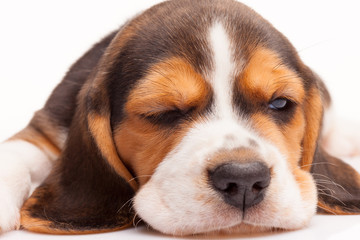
136, 210, 285, 237
132, 119, 317, 236
133, 165, 316, 236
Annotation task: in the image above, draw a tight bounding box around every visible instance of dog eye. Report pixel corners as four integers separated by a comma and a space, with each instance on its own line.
269, 98, 292, 111
142, 107, 194, 126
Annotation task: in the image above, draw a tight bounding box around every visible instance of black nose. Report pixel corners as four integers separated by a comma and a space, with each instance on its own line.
209, 162, 270, 211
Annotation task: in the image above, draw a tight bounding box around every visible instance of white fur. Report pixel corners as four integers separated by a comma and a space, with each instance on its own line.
0, 140, 55, 232
134, 22, 317, 235
322, 106, 360, 159
209, 22, 236, 119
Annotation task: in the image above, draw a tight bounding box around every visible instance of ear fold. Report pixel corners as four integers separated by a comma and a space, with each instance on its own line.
299, 70, 325, 171
20, 81, 137, 234
311, 146, 360, 214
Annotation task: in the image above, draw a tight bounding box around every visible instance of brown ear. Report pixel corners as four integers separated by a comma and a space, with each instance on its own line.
311, 146, 360, 214
299, 67, 360, 214
20, 76, 137, 234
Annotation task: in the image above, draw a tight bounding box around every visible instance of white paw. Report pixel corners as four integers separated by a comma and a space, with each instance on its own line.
0, 145, 32, 233
0, 140, 55, 233
0, 181, 21, 232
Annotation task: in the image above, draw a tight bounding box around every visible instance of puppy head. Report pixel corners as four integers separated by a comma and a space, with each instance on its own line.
21, 0, 360, 235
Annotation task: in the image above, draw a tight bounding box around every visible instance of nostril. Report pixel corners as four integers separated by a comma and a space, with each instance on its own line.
223, 182, 238, 196
252, 182, 263, 193
252, 180, 269, 193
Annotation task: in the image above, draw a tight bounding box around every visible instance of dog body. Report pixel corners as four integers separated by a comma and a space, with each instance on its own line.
1, 0, 360, 236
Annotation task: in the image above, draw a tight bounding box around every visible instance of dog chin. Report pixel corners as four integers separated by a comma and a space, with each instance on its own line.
211, 224, 276, 235
137, 203, 313, 237
149, 222, 286, 237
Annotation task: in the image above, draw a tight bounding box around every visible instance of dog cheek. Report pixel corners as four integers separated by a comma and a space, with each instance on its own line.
270, 166, 317, 228
293, 168, 318, 213
134, 181, 178, 234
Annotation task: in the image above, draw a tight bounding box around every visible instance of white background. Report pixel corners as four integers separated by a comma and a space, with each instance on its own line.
0, 0, 360, 239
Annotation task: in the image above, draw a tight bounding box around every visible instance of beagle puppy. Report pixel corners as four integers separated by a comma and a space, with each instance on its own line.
1, 0, 360, 236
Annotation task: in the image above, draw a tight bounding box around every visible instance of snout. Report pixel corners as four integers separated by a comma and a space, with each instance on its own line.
209, 162, 271, 211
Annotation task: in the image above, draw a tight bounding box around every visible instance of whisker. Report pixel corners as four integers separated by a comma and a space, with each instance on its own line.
311, 173, 351, 195
297, 39, 330, 54
301, 162, 336, 168
317, 204, 337, 215
128, 175, 152, 184
117, 197, 134, 213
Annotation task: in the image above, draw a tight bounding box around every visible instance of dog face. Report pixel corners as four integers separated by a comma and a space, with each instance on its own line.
20, 0, 360, 236
123, 25, 318, 233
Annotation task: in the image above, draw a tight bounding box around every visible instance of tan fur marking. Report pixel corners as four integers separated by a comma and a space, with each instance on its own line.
88, 113, 138, 190
240, 47, 305, 104
301, 88, 323, 171
10, 110, 66, 158
238, 47, 322, 206
21, 209, 131, 234
11, 126, 60, 158
115, 120, 187, 186
127, 58, 210, 117
238, 47, 308, 166
317, 202, 360, 215
115, 58, 211, 186
251, 110, 305, 164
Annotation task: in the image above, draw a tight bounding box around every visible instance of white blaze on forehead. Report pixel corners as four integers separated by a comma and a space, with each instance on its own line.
209, 22, 235, 119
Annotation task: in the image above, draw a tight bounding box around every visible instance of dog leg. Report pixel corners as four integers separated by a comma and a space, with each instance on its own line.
322, 107, 360, 159
0, 32, 115, 233
0, 111, 65, 232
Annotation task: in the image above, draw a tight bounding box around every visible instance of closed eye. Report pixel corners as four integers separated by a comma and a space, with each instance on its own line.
141, 107, 195, 126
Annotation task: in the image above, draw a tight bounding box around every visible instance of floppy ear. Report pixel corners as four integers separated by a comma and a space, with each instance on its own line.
20, 72, 138, 234
300, 68, 360, 214
298, 67, 360, 214
311, 146, 360, 214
